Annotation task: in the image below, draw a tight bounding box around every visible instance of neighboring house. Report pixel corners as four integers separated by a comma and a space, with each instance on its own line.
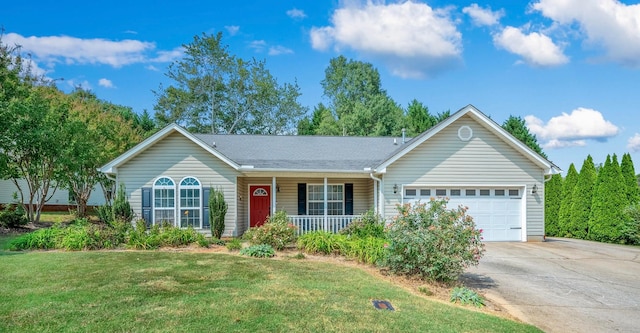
99, 105, 560, 241
0, 179, 106, 211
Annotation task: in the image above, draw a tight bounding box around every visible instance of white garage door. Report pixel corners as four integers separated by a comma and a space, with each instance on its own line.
403, 187, 523, 241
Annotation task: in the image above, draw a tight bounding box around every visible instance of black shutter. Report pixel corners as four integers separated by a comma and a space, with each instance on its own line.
345, 183, 353, 215
297, 183, 306, 215
141, 187, 152, 227
202, 188, 211, 229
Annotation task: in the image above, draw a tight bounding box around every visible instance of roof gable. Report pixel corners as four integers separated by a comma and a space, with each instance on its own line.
375, 104, 560, 174
99, 124, 240, 174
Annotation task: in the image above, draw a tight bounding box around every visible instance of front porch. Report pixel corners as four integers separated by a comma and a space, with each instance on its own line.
236, 174, 378, 236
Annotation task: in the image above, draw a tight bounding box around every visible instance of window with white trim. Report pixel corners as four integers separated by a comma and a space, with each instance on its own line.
153, 177, 175, 225
179, 177, 201, 228
308, 184, 344, 215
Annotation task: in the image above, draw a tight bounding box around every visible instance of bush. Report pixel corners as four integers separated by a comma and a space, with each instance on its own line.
209, 187, 228, 239
381, 199, 485, 283
126, 220, 206, 249
622, 203, 640, 245
341, 236, 387, 265
112, 184, 133, 223
0, 203, 28, 228
339, 210, 386, 239
9, 227, 63, 250
240, 244, 275, 258
96, 204, 113, 225
9, 219, 126, 251
297, 231, 346, 255
243, 211, 297, 250
226, 238, 243, 251
450, 287, 485, 307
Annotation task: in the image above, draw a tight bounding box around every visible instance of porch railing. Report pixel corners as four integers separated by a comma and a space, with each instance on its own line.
288, 215, 360, 235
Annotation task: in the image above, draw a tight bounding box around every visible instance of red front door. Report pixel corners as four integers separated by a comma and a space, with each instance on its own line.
250, 185, 271, 228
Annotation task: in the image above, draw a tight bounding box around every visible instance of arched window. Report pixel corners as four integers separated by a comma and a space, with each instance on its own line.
153, 177, 175, 225
179, 177, 201, 228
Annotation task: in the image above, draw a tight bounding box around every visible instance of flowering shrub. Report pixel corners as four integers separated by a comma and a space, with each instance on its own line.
339, 209, 386, 239
381, 199, 485, 283
242, 211, 297, 250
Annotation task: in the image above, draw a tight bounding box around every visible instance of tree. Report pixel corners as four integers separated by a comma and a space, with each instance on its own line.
61, 89, 143, 216
621, 153, 640, 204
405, 99, 450, 136
502, 116, 547, 158
566, 155, 597, 238
154, 32, 305, 134
209, 187, 228, 239
588, 154, 628, 243
557, 163, 578, 236
544, 173, 563, 237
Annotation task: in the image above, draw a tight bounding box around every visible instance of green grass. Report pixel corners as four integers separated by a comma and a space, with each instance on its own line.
38, 212, 78, 224
0, 246, 541, 332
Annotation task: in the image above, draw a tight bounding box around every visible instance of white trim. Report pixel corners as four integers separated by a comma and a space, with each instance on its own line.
178, 176, 203, 229
375, 105, 559, 174
247, 184, 271, 230
152, 176, 177, 226
100, 123, 240, 174
307, 183, 345, 216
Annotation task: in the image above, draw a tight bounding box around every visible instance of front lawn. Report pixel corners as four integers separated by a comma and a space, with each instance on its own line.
0, 246, 540, 332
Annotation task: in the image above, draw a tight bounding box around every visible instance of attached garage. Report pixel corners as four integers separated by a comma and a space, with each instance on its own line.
402, 187, 524, 242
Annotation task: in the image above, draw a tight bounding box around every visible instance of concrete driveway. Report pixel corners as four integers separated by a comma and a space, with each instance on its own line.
461, 238, 640, 333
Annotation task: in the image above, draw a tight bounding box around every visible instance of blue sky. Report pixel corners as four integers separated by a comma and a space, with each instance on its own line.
3, 0, 640, 174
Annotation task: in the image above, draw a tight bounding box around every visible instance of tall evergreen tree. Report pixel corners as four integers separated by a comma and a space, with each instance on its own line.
557, 164, 579, 237
588, 154, 628, 243
544, 173, 563, 237
621, 153, 640, 204
566, 155, 597, 238
502, 115, 547, 158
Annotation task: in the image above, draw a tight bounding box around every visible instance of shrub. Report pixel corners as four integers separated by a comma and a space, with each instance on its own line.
96, 204, 113, 225
622, 203, 640, 245
112, 184, 133, 223
450, 287, 485, 307
126, 220, 206, 249
0, 203, 28, 228
297, 231, 346, 255
339, 210, 386, 239
381, 199, 485, 283
243, 211, 297, 250
209, 187, 228, 239
9, 227, 63, 250
226, 238, 243, 251
240, 244, 275, 258
341, 236, 387, 265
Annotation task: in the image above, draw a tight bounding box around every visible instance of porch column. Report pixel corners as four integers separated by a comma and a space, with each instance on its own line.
323, 177, 328, 231
272, 176, 277, 216
373, 180, 378, 215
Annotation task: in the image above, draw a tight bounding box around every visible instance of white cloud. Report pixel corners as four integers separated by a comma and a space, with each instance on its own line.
225, 25, 240, 36
248, 40, 267, 52
66, 79, 91, 90
268, 45, 294, 56
146, 65, 159, 71
286, 8, 306, 20
493, 26, 569, 66
150, 47, 183, 62
310, 1, 462, 78
533, 0, 640, 67
4, 33, 154, 68
462, 3, 504, 26
98, 78, 114, 88
628, 134, 640, 152
525, 108, 619, 149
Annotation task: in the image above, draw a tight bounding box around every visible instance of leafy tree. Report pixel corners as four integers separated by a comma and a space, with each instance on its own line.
566, 155, 597, 238
588, 154, 628, 243
405, 99, 450, 136
557, 163, 578, 236
209, 187, 228, 239
61, 89, 142, 216
544, 173, 563, 237
502, 115, 547, 158
154, 32, 305, 134
621, 153, 640, 204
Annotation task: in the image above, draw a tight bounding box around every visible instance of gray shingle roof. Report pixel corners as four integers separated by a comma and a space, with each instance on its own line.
193, 134, 410, 171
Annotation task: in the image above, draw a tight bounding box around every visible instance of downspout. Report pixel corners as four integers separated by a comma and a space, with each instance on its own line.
369, 172, 382, 215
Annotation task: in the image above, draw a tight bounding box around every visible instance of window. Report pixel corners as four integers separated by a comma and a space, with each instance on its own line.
420, 189, 431, 196
154, 177, 175, 225
308, 184, 344, 215
479, 189, 490, 196
450, 189, 461, 196
436, 189, 446, 196
179, 177, 201, 228
405, 189, 417, 196
466, 189, 476, 196
509, 189, 520, 196
495, 189, 505, 196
